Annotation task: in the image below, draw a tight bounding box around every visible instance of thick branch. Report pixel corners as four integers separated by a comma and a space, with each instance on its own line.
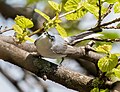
0, 35, 103, 64
0, 40, 93, 92
0, 35, 36, 52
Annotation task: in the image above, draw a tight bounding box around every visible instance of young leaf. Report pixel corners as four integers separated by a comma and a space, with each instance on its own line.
24, 36, 35, 42
55, 24, 67, 37
96, 44, 112, 54
64, 0, 81, 11
112, 65, 120, 79
64, 0, 87, 20
105, 0, 118, 4
48, 1, 62, 12
114, 2, 120, 13
90, 88, 99, 92
117, 23, 120, 28
98, 54, 118, 72
13, 24, 23, 34
65, 8, 87, 20
34, 9, 50, 21
113, 68, 120, 79
27, 0, 39, 5
88, 0, 97, 5
83, 2, 99, 17
100, 89, 109, 92
16, 33, 25, 43
15, 15, 34, 29
114, 53, 120, 57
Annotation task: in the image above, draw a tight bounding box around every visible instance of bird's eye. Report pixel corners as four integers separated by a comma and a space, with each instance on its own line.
44, 32, 47, 35
50, 35, 55, 41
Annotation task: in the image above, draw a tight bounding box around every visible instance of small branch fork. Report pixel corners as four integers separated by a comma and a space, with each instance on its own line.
70, 2, 120, 45
101, 4, 113, 21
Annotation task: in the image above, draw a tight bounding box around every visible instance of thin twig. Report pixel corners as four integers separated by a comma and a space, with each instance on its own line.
87, 17, 120, 32
0, 28, 13, 34
89, 38, 120, 42
101, 17, 120, 27
102, 26, 120, 29
97, 0, 102, 26
28, 27, 44, 37
101, 4, 113, 21
70, 36, 120, 45
83, 37, 120, 43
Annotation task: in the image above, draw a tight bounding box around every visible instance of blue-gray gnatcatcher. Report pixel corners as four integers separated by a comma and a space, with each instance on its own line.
34, 31, 67, 59
34, 31, 102, 59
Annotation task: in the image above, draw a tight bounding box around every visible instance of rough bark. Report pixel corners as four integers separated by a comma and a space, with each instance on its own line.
0, 39, 94, 92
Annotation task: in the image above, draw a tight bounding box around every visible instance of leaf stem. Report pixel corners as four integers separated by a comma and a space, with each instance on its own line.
28, 28, 44, 37
59, 10, 76, 18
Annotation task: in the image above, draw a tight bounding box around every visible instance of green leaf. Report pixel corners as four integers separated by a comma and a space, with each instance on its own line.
65, 8, 87, 20
88, 0, 97, 5
101, 6, 108, 15
100, 89, 109, 92
48, 1, 62, 12
83, 2, 99, 17
113, 68, 120, 79
15, 15, 34, 29
102, 31, 120, 39
34, 9, 50, 21
27, 0, 39, 5
54, 19, 62, 23
90, 88, 99, 92
114, 2, 120, 13
112, 65, 120, 79
117, 23, 120, 28
16, 33, 25, 43
96, 44, 112, 53
105, 69, 118, 82
13, 24, 23, 34
64, 0, 87, 20
98, 54, 118, 72
24, 36, 35, 42
105, 0, 118, 4
64, 0, 81, 11
117, 65, 120, 69
114, 53, 120, 57
55, 24, 67, 37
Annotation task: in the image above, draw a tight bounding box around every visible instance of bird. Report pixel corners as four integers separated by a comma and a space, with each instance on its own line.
34, 31, 67, 59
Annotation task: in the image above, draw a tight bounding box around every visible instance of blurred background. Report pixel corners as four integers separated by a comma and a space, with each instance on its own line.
0, 0, 120, 92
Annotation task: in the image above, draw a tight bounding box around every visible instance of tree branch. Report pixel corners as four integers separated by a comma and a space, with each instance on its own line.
0, 35, 103, 64
0, 35, 36, 52
97, 0, 102, 26
101, 4, 113, 21
0, 39, 94, 92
